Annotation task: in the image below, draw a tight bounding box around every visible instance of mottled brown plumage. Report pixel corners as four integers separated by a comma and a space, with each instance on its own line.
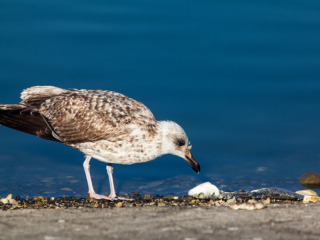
1, 87, 157, 144
0, 86, 200, 200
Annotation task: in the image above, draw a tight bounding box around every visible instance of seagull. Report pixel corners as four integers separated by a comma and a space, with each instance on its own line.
0, 86, 200, 200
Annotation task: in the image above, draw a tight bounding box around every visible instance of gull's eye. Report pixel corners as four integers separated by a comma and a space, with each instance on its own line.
176, 139, 186, 147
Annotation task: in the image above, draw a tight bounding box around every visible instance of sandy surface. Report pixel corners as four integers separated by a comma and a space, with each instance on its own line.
1, 202, 319, 240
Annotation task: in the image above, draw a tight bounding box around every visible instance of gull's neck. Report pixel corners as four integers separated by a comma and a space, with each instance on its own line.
155, 121, 177, 155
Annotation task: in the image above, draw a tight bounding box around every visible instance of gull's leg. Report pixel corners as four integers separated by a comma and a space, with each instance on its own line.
83, 156, 116, 200
106, 163, 116, 198
106, 163, 134, 201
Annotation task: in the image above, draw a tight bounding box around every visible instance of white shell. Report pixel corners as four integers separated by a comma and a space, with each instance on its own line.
188, 182, 220, 199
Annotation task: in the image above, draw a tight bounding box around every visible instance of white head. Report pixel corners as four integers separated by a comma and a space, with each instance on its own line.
158, 121, 200, 173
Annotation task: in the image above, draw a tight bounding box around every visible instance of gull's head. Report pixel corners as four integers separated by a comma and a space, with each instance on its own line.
158, 121, 200, 174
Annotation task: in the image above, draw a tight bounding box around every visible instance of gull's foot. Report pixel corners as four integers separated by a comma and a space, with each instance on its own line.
89, 192, 117, 201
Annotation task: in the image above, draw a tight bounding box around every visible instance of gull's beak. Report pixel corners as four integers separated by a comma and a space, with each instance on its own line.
184, 149, 200, 174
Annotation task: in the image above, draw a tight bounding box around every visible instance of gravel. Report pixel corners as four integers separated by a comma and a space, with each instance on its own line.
1, 202, 320, 240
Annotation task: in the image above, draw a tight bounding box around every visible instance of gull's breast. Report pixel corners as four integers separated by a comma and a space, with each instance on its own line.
70, 134, 163, 165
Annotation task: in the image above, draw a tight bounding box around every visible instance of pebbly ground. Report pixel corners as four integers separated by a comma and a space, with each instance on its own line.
1, 202, 320, 240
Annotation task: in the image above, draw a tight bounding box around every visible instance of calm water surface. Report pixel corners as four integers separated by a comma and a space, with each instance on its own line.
1, 0, 320, 197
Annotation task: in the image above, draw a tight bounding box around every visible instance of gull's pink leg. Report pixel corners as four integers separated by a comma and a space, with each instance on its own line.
106, 163, 133, 201
106, 163, 116, 198
83, 156, 116, 200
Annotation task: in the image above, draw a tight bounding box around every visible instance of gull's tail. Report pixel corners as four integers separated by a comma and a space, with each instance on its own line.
0, 104, 58, 142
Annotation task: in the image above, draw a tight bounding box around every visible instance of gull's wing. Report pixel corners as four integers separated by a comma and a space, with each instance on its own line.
37, 89, 157, 144
0, 104, 59, 142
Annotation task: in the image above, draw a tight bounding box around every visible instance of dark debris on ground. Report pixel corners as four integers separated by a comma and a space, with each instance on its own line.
0, 192, 303, 210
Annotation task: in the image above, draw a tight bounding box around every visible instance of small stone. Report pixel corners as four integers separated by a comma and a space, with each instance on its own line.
0, 198, 8, 204
34, 196, 43, 201
132, 192, 140, 196
226, 197, 236, 205
15, 195, 20, 201
173, 196, 179, 200
157, 202, 167, 207
230, 202, 266, 210
300, 172, 320, 187
89, 198, 98, 203
124, 194, 131, 199
261, 197, 270, 205
253, 203, 265, 210
6, 194, 12, 200
115, 202, 123, 208
190, 200, 198, 205
296, 190, 318, 196
218, 190, 225, 199
143, 194, 152, 201
214, 200, 225, 206
248, 199, 257, 204
8, 199, 18, 205
303, 195, 320, 203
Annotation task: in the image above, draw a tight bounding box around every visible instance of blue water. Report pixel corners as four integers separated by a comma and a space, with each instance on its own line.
1, 0, 320, 198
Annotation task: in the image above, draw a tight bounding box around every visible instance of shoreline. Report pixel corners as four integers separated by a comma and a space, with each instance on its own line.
0, 192, 303, 210
1, 202, 319, 240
